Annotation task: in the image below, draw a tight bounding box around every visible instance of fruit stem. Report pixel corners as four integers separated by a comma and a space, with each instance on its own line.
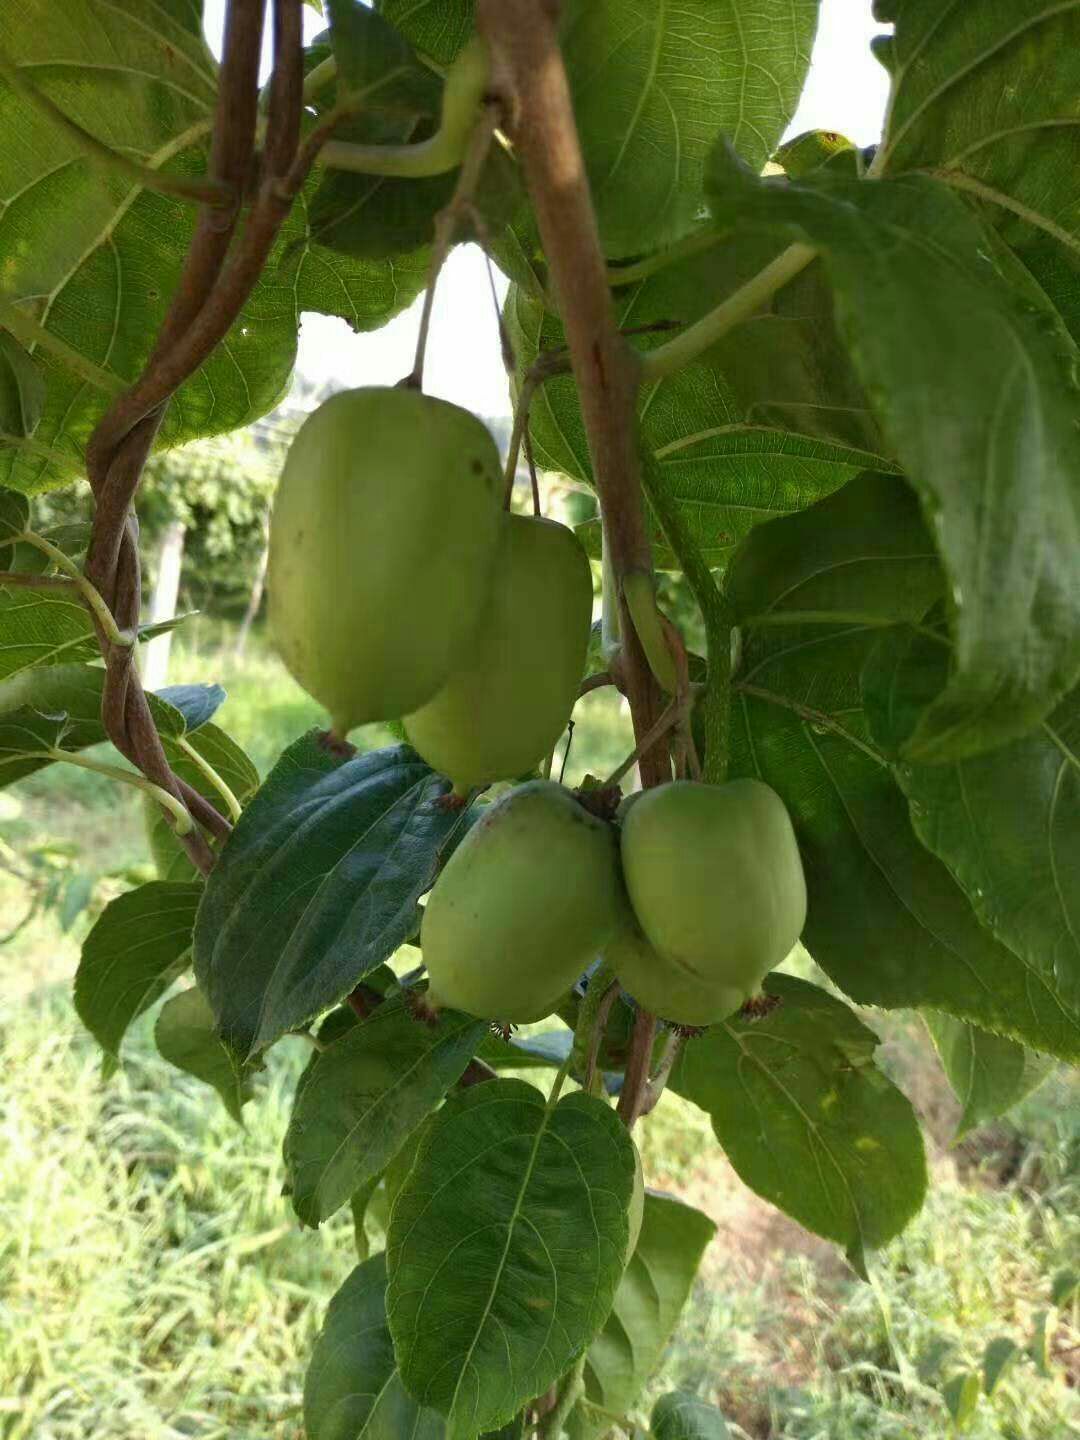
622, 571, 679, 694
639, 242, 818, 383
320, 35, 492, 180
406, 99, 500, 389
616, 1010, 657, 1128
570, 960, 618, 1090
539, 1355, 586, 1437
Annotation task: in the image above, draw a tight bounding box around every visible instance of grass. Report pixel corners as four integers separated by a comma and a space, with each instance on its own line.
2, 624, 1080, 1438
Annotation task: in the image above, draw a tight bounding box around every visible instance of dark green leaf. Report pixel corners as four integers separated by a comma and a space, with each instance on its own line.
283, 997, 485, 1226
74, 881, 202, 1064
328, 1, 439, 108
567, 1192, 716, 1440
387, 1082, 636, 1435
0, 333, 46, 438
652, 1391, 730, 1439
941, 1372, 980, 1429
0, 488, 30, 542
349, 1175, 380, 1261
924, 1014, 1055, 1141
873, 3, 1080, 339
727, 480, 1080, 1062
304, 1253, 445, 1440
708, 149, 1080, 760
194, 736, 472, 1061
982, 1336, 1019, 1397
672, 975, 926, 1268
305, 1252, 528, 1438
865, 627, 1080, 1008
509, 240, 887, 570
154, 986, 253, 1123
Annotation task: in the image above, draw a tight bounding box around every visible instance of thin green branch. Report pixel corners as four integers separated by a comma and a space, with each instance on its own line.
39, 750, 194, 833
11, 530, 132, 648
639, 242, 817, 383
175, 735, 243, 823
607, 226, 728, 288
0, 296, 124, 397
0, 44, 231, 209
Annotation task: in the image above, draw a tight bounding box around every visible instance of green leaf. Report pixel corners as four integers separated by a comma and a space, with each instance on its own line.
1052, 1270, 1080, 1307
708, 150, 1080, 761
304, 1253, 445, 1440
385, 0, 819, 257
154, 986, 252, 1124
671, 975, 927, 1267
349, 1175, 380, 1261
74, 881, 202, 1064
147, 720, 262, 882
982, 1336, 1019, 1397
0, 663, 187, 788
0, 488, 30, 543
0, 2, 430, 494
873, 3, 1080, 337
328, 0, 439, 108
386, 1081, 636, 1437
941, 1372, 980, 1429
651, 1391, 730, 1439
194, 736, 473, 1061
0, 586, 182, 680
305, 1252, 524, 1439
924, 1013, 1055, 1141
283, 997, 485, 1226
0, 333, 46, 439
727, 480, 1080, 1061
508, 238, 888, 570
864, 626, 1080, 1007
566, 1192, 716, 1440
153, 683, 226, 733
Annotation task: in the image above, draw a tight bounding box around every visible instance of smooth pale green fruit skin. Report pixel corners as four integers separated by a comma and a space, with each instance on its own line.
404, 514, 592, 790
605, 921, 747, 1029
618, 779, 807, 1025
268, 388, 502, 733
422, 780, 624, 1023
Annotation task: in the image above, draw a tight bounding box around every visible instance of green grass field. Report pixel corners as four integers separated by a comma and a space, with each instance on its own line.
2, 625, 1079, 1438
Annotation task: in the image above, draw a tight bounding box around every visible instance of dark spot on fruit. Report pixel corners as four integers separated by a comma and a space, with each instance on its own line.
472, 459, 484, 475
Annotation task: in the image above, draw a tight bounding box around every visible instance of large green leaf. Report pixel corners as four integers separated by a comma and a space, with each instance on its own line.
707, 149, 1080, 761
0, 335, 45, 438
924, 1013, 1055, 1142
671, 975, 926, 1269
0, 586, 181, 680
304, 1253, 522, 1440
283, 997, 485, 1226
567, 1192, 716, 1440
507, 238, 887, 569
386, 1081, 636, 1438
194, 736, 472, 1061
74, 880, 202, 1064
652, 1392, 731, 1440
383, 0, 819, 256
863, 626, 1080, 1007
155, 986, 253, 1123
0, 1, 429, 493
726, 478, 1080, 1062
873, 1, 1080, 336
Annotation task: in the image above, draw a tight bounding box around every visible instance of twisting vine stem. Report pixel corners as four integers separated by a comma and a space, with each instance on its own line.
78, 0, 318, 877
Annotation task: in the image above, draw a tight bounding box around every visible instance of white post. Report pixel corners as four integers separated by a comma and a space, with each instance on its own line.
141, 518, 186, 691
